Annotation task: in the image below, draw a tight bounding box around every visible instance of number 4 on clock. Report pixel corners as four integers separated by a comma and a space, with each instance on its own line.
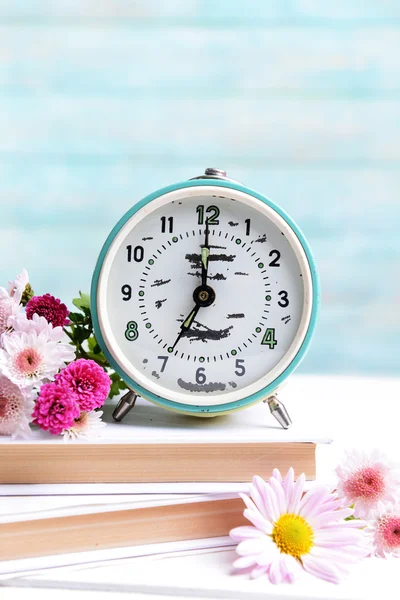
261, 328, 277, 349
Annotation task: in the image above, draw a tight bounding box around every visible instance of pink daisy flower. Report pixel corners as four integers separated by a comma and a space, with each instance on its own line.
365, 501, 400, 558
56, 359, 111, 412
32, 381, 80, 435
335, 449, 399, 518
230, 469, 367, 584
0, 374, 33, 439
26, 293, 69, 327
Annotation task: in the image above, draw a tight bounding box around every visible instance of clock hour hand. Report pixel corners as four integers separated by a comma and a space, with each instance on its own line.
201, 219, 210, 287
171, 303, 200, 351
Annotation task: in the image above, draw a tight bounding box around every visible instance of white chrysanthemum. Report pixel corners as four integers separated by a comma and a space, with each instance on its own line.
335, 449, 399, 518
0, 374, 33, 438
0, 288, 21, 337
10, 312, 72, 345
63, 410, 106, 441
0, 329, 75, 390
365, 501, 400, 558
8, 269, 29, 304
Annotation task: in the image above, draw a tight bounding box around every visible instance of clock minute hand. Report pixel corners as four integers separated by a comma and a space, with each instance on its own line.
171, 303, 200, 351
201, 219, 210, 287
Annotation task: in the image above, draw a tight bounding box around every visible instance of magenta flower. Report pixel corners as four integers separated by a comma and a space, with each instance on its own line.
230, 469, 367, 584
26, 294, 69, 328
32, 381, 80, 435
56, 359, 111, 412
335, 449, 399, 518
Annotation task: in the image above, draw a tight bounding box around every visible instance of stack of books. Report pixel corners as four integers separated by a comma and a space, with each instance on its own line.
0, 390, 330, 573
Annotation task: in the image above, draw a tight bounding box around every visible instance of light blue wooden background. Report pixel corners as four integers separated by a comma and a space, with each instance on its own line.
0, 1, 399, 375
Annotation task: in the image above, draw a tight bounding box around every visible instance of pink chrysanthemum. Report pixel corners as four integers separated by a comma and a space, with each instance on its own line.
365, 501, 400, 558
26, 293, 69, 327
32, 381, 80, 435
230, 469, 367, 585
56, 359, 111, 411
0, 374, 33, 438
335, 449, 399, 518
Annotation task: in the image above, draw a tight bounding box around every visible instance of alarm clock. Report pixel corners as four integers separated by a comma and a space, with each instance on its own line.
91, 168, 319, 428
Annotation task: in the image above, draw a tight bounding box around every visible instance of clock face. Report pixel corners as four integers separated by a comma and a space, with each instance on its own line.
95, 185, 313, 407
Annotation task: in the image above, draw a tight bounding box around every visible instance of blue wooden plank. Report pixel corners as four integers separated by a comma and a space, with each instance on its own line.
0, 1, 399, 23
0, 164, 399, 236
1, 27, 400, 95
0, 97, 399, 161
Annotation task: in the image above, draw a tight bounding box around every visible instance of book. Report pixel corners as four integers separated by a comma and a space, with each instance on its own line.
16, 545, 391, 600
0, 390, 329, 484
0, 493, 246, 563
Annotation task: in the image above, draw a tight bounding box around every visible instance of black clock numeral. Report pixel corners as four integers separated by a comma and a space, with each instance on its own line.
234, 359, 246, 376
125, 321, 139, 341
268, 249, 281, 267
244, 218, 251, 236
126, 245, 144, 263
121, 284, 132, 301
195, 367, 206, 384
261, 328, 277, 349
158, 356, 169, 372
160, 216, 174, 233
196, 205, 220, 225
278, 290, 289, 308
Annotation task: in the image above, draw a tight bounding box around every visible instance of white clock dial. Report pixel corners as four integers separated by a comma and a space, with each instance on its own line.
96, 186, 313, 406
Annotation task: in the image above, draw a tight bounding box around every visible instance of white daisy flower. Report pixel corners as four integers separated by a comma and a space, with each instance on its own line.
0, 374, 33, 439
63, 410, 106, 441
0, 329, 75, 390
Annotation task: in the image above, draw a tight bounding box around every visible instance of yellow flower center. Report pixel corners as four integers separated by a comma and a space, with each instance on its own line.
272, 513, 314, 558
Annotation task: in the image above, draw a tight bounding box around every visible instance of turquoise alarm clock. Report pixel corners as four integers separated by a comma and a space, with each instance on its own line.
91, 168, 319, 428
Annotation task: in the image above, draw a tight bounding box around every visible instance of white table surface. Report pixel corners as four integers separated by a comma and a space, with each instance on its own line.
1, 374, 399, 599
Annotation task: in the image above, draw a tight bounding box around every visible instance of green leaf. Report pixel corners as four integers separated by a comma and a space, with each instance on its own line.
72, 291, 91, 310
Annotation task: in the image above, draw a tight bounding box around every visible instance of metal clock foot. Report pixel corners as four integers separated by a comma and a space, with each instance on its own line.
264, 395, 292, 429
112, 390, 137, 422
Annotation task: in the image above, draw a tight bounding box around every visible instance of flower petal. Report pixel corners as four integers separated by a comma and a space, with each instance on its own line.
233, 555, 257, 570
271, 468, 283, 483
239, 492, 258, 513
229, 526, 265, 542
250, 564, 268, 579
268, 555, 284, 584
282, 467, 294, 506
302, 554, 343, 584
250, 476, 269, 518
236, 537, 269, 556
287, 472, 305, 513
244, 508, 273, 534
269, 476, 286, 515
